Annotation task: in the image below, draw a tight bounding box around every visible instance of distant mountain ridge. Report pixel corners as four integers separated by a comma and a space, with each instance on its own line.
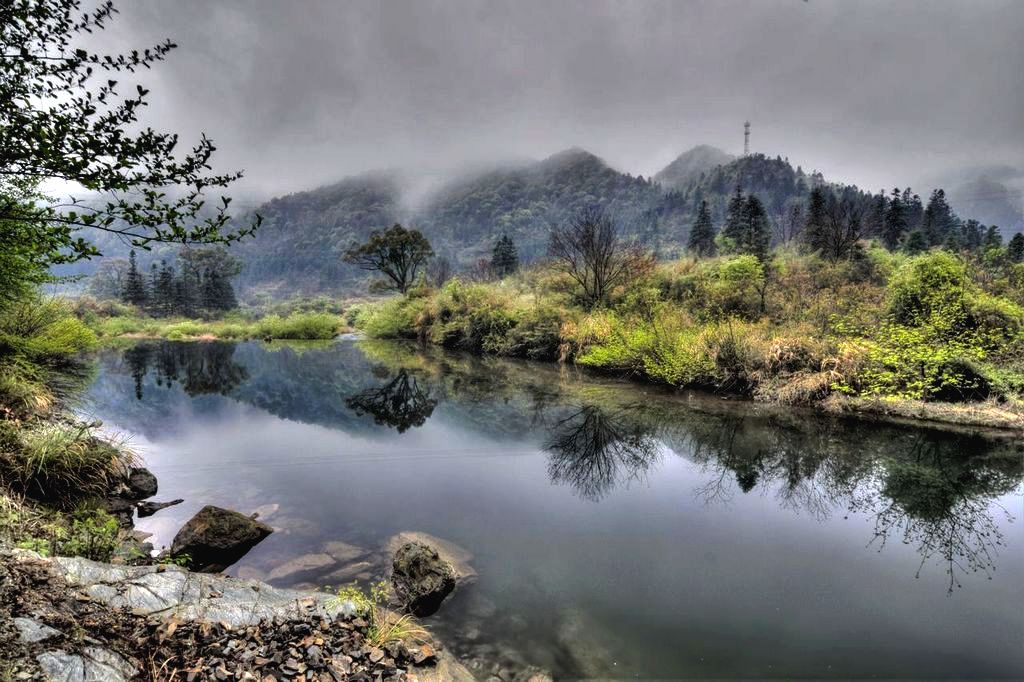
59, 145, 1017, 297
654, 145, 735, 189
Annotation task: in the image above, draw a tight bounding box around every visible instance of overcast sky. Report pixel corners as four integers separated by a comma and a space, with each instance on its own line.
104, 0, 1024, 199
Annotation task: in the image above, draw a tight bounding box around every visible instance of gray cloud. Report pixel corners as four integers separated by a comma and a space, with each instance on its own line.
104, 0, 1024, 198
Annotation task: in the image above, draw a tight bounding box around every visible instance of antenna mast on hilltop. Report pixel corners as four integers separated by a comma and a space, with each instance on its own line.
743, 121, 750, 156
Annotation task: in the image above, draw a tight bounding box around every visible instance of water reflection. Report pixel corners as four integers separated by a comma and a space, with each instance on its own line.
102, 340, 1022, 593
345, 369, 438, 433
545, 406, 662, 502
123, 341, 248, 399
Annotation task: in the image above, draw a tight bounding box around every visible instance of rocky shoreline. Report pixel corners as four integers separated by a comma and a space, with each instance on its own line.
3, 455, 553, 682
0, 547, 477, 681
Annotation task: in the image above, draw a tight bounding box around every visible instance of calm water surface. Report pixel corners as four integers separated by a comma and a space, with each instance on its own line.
83, 339, 1024, 679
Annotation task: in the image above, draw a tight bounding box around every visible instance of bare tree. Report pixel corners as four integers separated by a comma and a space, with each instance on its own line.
547, 207, 654, 308
427, 256, 453, 287
820, 195, 864, 262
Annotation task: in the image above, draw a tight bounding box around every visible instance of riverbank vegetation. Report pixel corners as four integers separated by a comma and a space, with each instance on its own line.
77, 301, 346, 342
352, 212, 1024, 429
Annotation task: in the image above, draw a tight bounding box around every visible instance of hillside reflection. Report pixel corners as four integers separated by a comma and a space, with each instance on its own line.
103, 339, 1022, 591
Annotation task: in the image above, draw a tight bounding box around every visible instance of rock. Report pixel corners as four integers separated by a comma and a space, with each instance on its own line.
136, 498, 184, 517
125, 467, 158, 499
13, 617, 60, 643
385, 531, 476, 582
391, 542, 456, 617
100, 497, 136, 529
267, 553, 337, 584
321, 540, 370, 564
36, 646, 137, 682
170, 505, 273, 572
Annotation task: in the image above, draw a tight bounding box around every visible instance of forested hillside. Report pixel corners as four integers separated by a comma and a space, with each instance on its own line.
66, 146, 1018, 299
416, 148, 667, 264
231, 173, 404, 295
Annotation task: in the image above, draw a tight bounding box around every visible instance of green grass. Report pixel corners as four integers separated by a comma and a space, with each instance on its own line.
86, 310, 346, 342
0, 419, 134, 505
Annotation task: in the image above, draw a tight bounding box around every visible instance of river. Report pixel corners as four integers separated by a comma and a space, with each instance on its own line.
82, 339, 1024, 679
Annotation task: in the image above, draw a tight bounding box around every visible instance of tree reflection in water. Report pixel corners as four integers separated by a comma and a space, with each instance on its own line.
345, 369, 438, 433
680, 412, 1021, 593
854, 433, 1020, 593
544, 405, 662, 502
122, 341, 248, 399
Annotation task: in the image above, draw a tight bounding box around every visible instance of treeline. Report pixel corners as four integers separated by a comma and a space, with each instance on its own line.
687, 181, 1023, 265
117, 248, 241, 317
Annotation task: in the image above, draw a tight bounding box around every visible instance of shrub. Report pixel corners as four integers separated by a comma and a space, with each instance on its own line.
331, 581, 428, 648
0, 298, 96, 362
255, 312, 341, 340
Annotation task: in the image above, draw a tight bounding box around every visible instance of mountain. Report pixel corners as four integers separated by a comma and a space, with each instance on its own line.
61, 146, 1012, 299
415, 147, 664, 263
654, 145, 735, 189
232, 172, 404, 295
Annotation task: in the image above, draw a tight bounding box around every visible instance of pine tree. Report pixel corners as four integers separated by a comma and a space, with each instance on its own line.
984, 225, 1003, 249
740, 195, 771, 260
961, 219, 983, 251
922, 189, 956, 246
155, 261, 175, 317
803, 186, 829, 252
121, 250, 148, 306
491, 234, 519, 277
1008, 233, 1024, 263
883, 188, 907, 249
148, 263, 161, 315
864, 192, 886, 238
721, 185, 746, 247
687, 200, 716, 256
903, 229, 928, 255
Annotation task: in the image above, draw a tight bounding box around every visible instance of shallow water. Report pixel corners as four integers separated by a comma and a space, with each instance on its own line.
83, 339, 1024, 679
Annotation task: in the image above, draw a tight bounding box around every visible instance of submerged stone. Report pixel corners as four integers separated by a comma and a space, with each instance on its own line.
266, 552, 336, 583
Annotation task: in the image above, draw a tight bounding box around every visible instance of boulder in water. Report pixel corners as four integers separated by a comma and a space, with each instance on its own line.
170, 505, 273, 572
391, 541, 456, 617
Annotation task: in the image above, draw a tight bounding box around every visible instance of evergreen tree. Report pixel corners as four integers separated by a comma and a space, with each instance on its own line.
1008, 233, 1024, 263
121, 250, 148, 306
984, 225, 1003, 249
864, 192, 886, 238
922, 189, 956, 246
687, 200, 716, 256
491, 234, 519, 276
155, 261, 175, 317
903, 229, 928, 255
721, 185, 746, 246
739, 196, 772, 260
961, 219, 983, 251
803, 186, 829, 252
883, 187, 908, 249
202, 269, 238, 312
148, 263, 160, 315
